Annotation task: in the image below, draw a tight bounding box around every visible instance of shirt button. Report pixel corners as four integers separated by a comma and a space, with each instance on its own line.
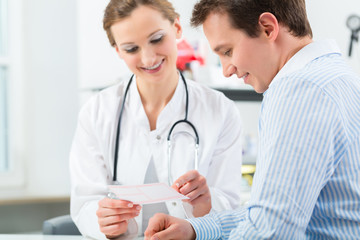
172, 202, 177, 206
156, 135, 161, 140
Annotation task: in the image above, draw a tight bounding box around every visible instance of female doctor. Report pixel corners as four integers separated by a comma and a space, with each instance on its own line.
69, 0, 243, 239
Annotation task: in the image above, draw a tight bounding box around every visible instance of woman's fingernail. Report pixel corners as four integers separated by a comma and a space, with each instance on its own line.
175, 183, 180, 188
136, 205, 141, 210
128, 203, 133, 207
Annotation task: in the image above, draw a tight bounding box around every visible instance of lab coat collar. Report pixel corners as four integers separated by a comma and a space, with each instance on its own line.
127, 73, 184, 134
156, 73, 185, 132
266, 39, 341, 93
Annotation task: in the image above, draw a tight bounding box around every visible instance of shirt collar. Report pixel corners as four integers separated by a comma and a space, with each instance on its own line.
266, 39, 341, 92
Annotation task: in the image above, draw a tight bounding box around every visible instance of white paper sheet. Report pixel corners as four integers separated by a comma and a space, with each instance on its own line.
108, 183, 189, 204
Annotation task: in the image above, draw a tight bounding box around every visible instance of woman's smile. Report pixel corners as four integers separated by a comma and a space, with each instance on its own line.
141, 59, 165, 73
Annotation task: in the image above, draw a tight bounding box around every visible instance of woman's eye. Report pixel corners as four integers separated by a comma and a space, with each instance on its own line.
125, 46, 139, 53
150, 35, 163, 44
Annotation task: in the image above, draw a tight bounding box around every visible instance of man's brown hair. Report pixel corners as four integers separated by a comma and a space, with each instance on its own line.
191, 0, 312, 38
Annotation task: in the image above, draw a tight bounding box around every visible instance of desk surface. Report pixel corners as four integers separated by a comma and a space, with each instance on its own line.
0, 234, 143, 240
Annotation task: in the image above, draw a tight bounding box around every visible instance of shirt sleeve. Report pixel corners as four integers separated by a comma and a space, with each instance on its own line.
187, 209, 247, 240
189, 80, 344, 239
206, 99, 244, 212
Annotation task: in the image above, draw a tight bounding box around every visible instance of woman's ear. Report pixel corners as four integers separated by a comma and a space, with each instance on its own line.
258, 12, 279, 41
115, 45, 123, 59
174, 17, 182, 39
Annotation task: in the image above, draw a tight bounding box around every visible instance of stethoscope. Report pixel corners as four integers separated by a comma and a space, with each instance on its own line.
346, 14, 360, 57
112, 71, 199, 186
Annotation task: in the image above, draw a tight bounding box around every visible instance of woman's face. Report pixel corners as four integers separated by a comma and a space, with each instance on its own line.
111, 5, 182, 83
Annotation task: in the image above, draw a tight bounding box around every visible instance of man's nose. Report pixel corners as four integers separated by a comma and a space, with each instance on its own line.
223, 64, 237, 78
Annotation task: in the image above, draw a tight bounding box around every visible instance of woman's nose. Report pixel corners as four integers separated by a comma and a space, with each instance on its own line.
141, 48, 157, 67
223, 64, 237, 78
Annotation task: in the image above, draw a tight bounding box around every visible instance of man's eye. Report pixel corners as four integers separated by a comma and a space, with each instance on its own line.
224, 49, 232, 56
125, 46, 139, 53
150, 35, 163, 44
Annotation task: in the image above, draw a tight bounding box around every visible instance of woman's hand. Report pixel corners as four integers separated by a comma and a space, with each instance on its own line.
172, 170, 211, 217
96, 197, 141, 238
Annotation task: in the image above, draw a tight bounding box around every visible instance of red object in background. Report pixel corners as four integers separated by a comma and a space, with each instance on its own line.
176, 39, 205, 71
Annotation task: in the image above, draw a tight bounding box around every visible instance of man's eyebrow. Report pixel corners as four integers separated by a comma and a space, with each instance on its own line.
214, 44, 226, 53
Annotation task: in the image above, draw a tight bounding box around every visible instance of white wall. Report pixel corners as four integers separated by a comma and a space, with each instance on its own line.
22, 0, 78, 196
77, 0, 130, 91
306, 0, 360, 74
1, 0, 78, 198
0, 0, 78, 233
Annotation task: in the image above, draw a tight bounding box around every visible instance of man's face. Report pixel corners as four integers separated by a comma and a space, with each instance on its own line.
203, 12, 278, 93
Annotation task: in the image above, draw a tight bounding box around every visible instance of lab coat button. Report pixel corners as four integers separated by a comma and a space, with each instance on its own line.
156, 135, 161, 140
172, 202, 177, 206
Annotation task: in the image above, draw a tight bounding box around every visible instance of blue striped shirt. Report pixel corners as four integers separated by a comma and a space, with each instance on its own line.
188, 40, 360, 239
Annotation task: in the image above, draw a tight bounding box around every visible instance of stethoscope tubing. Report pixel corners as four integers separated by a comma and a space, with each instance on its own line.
113, 75, 134, 182
113, 72, 199, 183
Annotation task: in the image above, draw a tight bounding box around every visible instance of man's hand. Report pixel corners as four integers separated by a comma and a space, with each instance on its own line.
172, 170, 212, 217
96, 197, 141, 238
144, 213, 196, 240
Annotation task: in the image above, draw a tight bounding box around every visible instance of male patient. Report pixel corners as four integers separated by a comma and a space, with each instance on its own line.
144, 0, 360, 239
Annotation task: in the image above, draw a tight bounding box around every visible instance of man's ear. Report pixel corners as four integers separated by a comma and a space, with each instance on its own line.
258, 12, 279, 41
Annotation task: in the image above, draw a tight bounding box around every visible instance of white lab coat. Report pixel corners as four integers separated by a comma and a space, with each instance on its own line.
70, 75, 243, 239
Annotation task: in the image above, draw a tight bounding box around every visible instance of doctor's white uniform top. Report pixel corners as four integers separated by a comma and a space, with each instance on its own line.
70, 75, 243, 239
